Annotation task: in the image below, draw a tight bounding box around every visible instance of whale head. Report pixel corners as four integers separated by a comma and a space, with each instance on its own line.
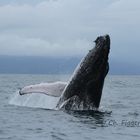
57, 35, 110, 110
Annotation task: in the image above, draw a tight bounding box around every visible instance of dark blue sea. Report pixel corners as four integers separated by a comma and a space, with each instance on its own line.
0, 74, 140, 140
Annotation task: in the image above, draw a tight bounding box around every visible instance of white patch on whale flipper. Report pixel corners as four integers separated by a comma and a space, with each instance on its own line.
19, 81, 67, 97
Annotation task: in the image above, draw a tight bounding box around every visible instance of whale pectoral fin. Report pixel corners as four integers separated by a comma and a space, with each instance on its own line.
19, 82, 67, 97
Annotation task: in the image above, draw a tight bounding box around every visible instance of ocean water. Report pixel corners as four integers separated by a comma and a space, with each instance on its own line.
0, 74, 140, 140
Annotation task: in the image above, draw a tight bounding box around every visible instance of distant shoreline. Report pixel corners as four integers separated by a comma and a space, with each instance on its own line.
0, 56, 140, 75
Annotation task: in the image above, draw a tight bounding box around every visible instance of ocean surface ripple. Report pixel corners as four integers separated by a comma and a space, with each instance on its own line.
0, 74, 140, 140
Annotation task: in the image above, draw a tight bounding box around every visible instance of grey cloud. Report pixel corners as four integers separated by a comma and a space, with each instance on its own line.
0, 0, 139, 62
0, 0, 48, 6
0, 34, 90, 57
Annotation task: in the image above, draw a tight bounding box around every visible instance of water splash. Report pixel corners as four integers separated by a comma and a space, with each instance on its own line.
9, 91, 60, 110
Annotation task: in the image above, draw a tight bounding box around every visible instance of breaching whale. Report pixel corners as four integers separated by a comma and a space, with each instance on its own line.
19, 35, 110, 110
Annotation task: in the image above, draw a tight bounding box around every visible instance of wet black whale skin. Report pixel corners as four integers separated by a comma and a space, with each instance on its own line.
57, 35, 110, 110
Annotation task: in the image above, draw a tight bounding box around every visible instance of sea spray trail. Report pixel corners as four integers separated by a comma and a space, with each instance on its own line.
9, 91, 60, 109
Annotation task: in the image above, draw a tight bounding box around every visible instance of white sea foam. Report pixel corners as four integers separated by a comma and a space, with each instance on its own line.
9, 91, 60, 109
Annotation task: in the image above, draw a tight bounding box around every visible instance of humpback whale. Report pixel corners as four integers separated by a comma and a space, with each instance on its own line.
19, 35, 110, 110
57, 35, 110, 110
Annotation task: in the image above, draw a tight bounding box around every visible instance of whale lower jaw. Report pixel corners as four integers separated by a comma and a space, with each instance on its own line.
58, 95, 98, 111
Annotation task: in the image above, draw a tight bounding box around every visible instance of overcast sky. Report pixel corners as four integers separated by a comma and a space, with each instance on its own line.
0, 0, 140, 64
